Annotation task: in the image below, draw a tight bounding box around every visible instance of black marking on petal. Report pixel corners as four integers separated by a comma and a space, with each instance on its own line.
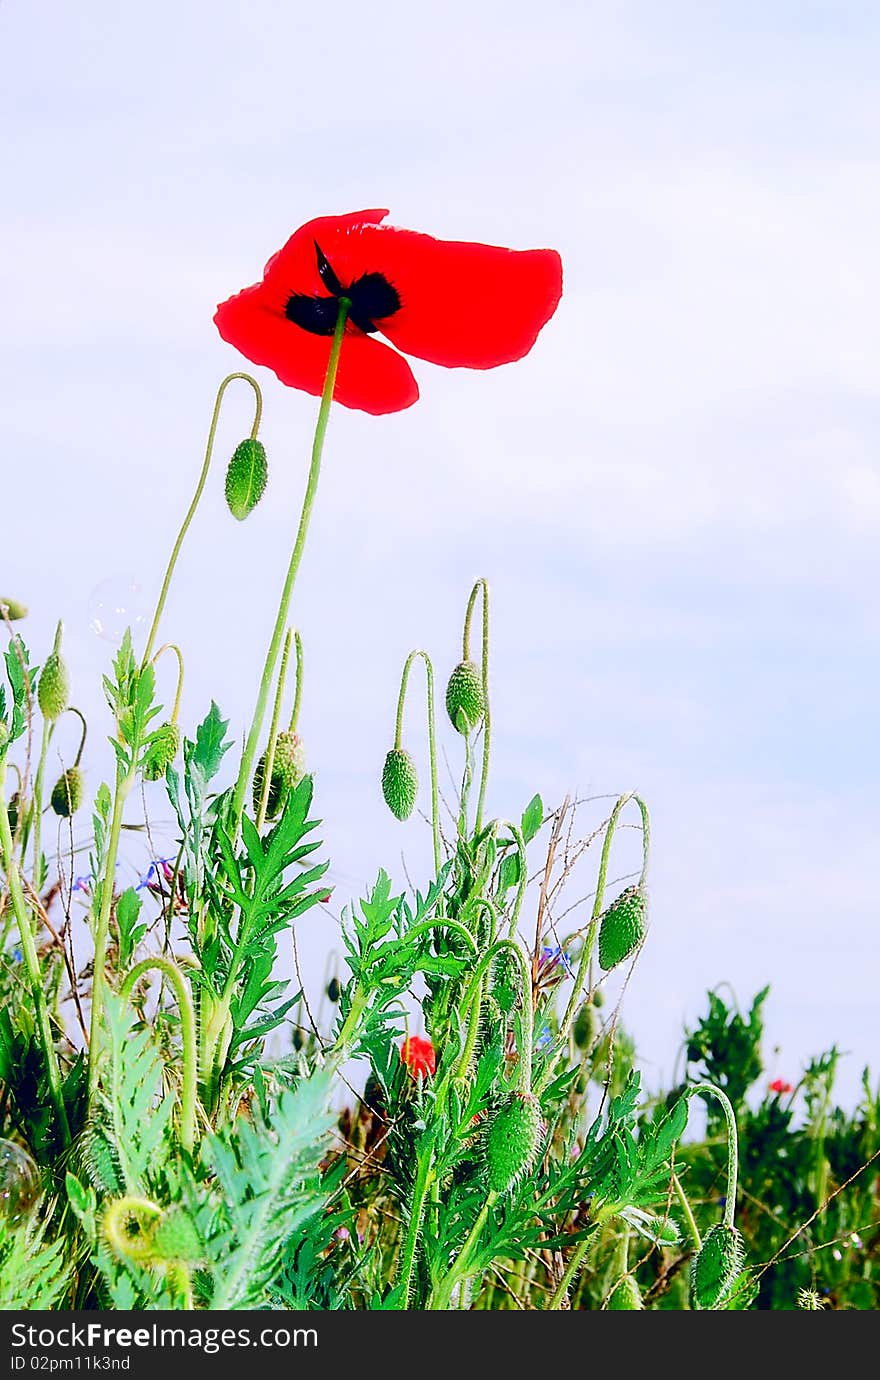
314, 240, 343, 295
346, 272, 402, 332
284, 293, 340, 335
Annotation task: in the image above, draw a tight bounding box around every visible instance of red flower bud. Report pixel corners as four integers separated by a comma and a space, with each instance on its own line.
400, 1034, 435, 1080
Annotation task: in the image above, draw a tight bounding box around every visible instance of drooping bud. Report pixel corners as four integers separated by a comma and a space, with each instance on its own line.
492, 948, 521, 1014
151, 1207, 203, 1264
381, 748, 418, 821
607, 1275, 644, 1309
225, 438, 268, 521
445, 659, 484, 734
7, 791, 20, 831
141, 722, 181, 782
484, 1091, 544, 1194
690, 1223, 745, 1310
51, 767, 84, 817
252, 751, 285, 819
598, 885, 647, 971
0, 598, 28, 621
326, 977, 341, 1003
272, 730, 306, 790
38, 653, 70, 721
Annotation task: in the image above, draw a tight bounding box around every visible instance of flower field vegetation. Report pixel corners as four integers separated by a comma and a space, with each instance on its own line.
1, 213, 877, 1310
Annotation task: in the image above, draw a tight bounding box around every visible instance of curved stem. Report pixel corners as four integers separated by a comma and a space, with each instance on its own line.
256, 627, 292, 831
30, 715, 52, 888
686, 1083, 739, 1228
554, 794, 651, 1066
0, 764, 70, 1144
120, 957, 198, 1153
232, 306, 349, 830
289, 629, 304, 733
151, 643, 185, 724
393, 649, 441, 876
141, 372, 262, 668
453, 937, 533, 1089
66, 707, 88, 769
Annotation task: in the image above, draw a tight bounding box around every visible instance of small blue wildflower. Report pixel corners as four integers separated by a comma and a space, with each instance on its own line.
11, 946, 23, 964
536, 1025, 553, 1049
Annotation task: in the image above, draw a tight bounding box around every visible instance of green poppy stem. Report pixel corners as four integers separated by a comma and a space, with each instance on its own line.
256, 627, 293, 831
686, 1082, 739, 1229
141, 373, 262, 670
232, 301, 350, 831
150, 643, 185, 724
462, 578, 492, 832
393, 649, 441, 875
0, 760, 70, 1145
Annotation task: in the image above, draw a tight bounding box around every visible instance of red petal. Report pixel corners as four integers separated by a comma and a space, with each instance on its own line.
214, 283, 419, 415
267, 213, 562, 369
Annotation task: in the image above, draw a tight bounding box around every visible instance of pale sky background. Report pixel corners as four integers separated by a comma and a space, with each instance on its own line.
2, 1, 878, 1106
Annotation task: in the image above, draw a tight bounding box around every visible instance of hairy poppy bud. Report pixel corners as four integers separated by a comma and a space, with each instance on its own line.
225, 438, 268, 521
141, 722, 180, 782
492, 948, 521, 1014
691, 1223, 745, 1310
273, 730, 306, 790
445, 659, 484, 733
607, 1275, 644, 1310
381, 748, 418, 821
7, 791, 20, 830
598, 885, 647, 971
0, 598, 27, 621
151, 1208, 203, 1264
51, 767, 84, 817
38, 653, 70, 721
484, 1091, 544, 1194
573, 1001, 600, 1051
326, 977, 341, 1003
252, 751, 284, 819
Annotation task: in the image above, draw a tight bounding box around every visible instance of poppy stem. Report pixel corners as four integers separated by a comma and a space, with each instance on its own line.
150, 643, 185, 724
685, 1082, 740, 1230
232, 300, 350, 832
393, 649, 441, 875
141, 372, 262, 670
462, 579, 492, 833
120, 957, 198, 1154
256, 627, 293, 831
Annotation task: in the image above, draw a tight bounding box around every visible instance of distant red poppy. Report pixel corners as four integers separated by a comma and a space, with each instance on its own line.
214, 210, 563, 415
768, 1078, 794, 1095
400, 1034, 436, 1080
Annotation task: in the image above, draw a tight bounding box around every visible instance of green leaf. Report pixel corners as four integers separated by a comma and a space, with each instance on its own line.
497, 851, 521, 895
192, 701, 232, 785
116, 887, 145, 968
521, 793, 544, 844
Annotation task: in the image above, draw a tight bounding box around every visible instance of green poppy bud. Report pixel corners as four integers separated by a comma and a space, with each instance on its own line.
252, 751, 285, 819
606, 1275, 644, 1310
0, 598, 28, 621
272, 730, 306, 790
691, 1223, 745, 1310
326, 977, 341, 1003
484, 1091, 544, 1195
445, 659, 484, 733
598, 885, 647, 971
381, 748, 418, 821
7, 790, 20, 830
51, 767, 84, 817
573, 1001, 600, 1051
225, 438, 268, 521
492, 948, 521, 1014
141, 722, 180, 782
38, 653, 70, 721
151, 1208, 203, 1264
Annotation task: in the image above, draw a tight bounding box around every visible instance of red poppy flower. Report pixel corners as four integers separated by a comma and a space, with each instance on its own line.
214, 210, 563, 415
768, 1078, 794, 1095
400, 1033, 436, 1080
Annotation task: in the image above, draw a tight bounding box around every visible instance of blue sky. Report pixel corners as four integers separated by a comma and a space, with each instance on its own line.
2, 1, 878, 1103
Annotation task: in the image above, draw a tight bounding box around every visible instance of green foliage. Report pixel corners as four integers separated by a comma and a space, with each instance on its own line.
0, 1216, 71, 1309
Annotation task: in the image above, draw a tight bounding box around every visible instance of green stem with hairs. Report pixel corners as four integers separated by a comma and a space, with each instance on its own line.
289, 629, 304, 733
31, 620, 65, 885
232, 302, 350, 830
686, 1083, 739, 1228
461, 579, 492, 833
672, 1171, 702, 1251
0, 761, 70, 1144
430, 1191, 497, 1310
453, 937, 533, 1087
256, 627, 292, 831
120, 957, 198, 1153
395, 1138, 436, 1305
393, 649, 441, 875
545, 1204, 618, 1309
142, 373, 262, 669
